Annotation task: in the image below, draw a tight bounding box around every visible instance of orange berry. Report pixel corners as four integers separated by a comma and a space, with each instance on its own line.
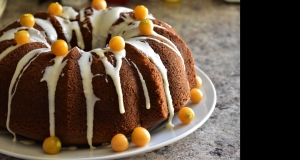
190, 88, 203, 104
139, 19, 154, 35
51, 39, 68, 56
134, 5, 148, 20
109, 36, 125, 51
43, 136, 62, 155
92, 0, 107, 10
111, 134, 129, 152
14, 30, 30, 45
178, 107, 195, 124
196, 76, 202, 88
131, 127, 151, 147
20, 13, 35, 28
48, 2, 63, 16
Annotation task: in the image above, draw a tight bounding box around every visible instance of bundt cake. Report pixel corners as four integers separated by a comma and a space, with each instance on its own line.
0, 1, 197, 149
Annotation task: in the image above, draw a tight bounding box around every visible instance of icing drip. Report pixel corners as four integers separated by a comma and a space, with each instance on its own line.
35, 18, 58, 43
0, 45, 18, 61
143, 34, 185, 70
79, 8, 92, 32
106, 15, 184, 70
54, 16, 85, 49
40, 53, 68, 136
92, 48, 126, 114
108, 11, 155, 38
0, 27, 50, 48
89, 7, 132, 48
117, 28, 185, 70
132, 62, 150, 109
71, 21, 85, 49
61, 6, 79, 20
6, 48, 50, 141
150, 32, 184, 67
78, 48, 100, 149
109, 14, 137, 37
126, 39, 174, 128
27, 29, 51, 48
79, 8, 86, 22
117, 23, 140, 40
0, 27, 27, 42
89, 9, 108, 48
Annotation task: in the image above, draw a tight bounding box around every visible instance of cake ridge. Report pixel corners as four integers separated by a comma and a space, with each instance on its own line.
6, 47, 51, 142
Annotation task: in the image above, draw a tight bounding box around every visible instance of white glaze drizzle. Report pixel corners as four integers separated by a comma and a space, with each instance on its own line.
0, 45, 18, 61
137, 34, 185, 70
35, 18, 58, 43
79, 8, 86, 22
120, 29, 184, 69
54, 16, 84, 49
27, 29, 51, 48
71, 21, 85, 49
126, 39, 174, 128
40, 53, 68, 136
150, 32, 183, 64
77, 48, 100, 149
108, 13, 137, 37
6, 48, 50, 141
79, 7, 92, 31
0, 27, 26, 42
89, 7, 132, 48
106, 17, 185, 69
0, 27, 50, 48
108, 11, 154, 38
91, 48, 126, 114
0, 26, 50, 61
131, 62, 150, 109
54, 15, 71, 43
61, 6, 78, 20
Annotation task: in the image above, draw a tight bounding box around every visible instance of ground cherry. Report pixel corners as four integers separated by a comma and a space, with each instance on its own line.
51, 39, 68, 56
14, 30, 30, 45
109, 36, 125, 51
48, 2, 63, 16
139, 19, 154, 35
196, 75, 202, 88
42, 136, 62, 155
111, 133, 129, 152
92, 0, 107, 10
178, 107, 195, 124
190, 88, 203, 103
134, 5, 148, 20
131, 127, 151, 147
20, 13, 35, 28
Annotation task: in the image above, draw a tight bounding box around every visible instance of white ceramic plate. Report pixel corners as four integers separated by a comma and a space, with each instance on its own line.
0, 66, 216, 160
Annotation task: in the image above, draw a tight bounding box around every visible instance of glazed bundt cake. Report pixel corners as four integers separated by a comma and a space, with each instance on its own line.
0, 2, 197, 149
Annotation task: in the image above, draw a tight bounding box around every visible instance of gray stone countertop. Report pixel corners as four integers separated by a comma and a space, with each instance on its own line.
0, 0, 240, 159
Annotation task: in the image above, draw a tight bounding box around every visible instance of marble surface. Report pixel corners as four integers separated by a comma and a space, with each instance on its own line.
0, 0, 240, 159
